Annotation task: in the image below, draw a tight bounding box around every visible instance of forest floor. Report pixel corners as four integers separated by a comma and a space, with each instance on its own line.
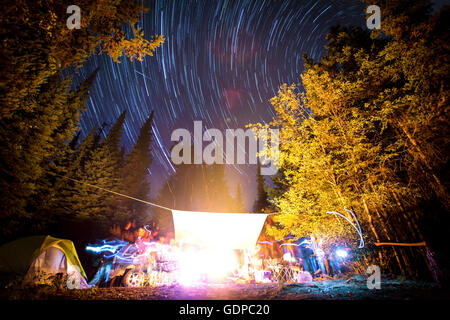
2, 275, 450, 300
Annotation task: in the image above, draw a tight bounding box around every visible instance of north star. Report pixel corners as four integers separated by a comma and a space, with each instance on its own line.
179, 304, 214, 318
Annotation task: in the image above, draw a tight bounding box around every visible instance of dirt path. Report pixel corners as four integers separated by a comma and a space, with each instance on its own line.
3, 278, 450, 300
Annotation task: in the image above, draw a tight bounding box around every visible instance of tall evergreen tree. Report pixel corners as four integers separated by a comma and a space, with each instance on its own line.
153, 147, 237, 235
55, 126, 101, 219
69, 111, 126, 232
0, 70, 98, 236
0, 1, 163, 238
253, 161, 270, 213
233, 184, 246, 212
121, 111, 155, 225
205, 163, 234, 212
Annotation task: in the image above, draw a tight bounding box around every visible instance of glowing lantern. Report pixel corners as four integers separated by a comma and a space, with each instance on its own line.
336, 249, 348, 258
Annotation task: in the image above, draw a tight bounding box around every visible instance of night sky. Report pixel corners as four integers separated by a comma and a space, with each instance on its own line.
69, 0, 446, 208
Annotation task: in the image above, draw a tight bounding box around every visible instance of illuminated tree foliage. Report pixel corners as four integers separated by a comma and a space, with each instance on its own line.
255, 1, 449, 282
0, 1, 163, 236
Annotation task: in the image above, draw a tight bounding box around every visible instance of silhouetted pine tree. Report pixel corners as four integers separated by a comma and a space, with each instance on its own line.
68, 111, 126, 232
54, 126, 101, 220
0, 70, 98, 236
121, 111, 155, 225
205, 163, 233, 212
233, 184, 246, 212
253, 161, 270, 213
0, 1, 163, 239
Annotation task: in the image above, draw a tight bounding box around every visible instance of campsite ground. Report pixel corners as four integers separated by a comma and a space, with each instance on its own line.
2, 276, 450, 300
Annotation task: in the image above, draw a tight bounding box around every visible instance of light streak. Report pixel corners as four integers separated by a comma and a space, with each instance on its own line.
86, 239, 129, 254
326, 209, 364, 248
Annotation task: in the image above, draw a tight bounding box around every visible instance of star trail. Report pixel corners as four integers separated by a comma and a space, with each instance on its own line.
72, 0, 368, 204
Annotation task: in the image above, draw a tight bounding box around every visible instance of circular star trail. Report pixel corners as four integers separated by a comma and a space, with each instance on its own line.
73, 0, 368, 205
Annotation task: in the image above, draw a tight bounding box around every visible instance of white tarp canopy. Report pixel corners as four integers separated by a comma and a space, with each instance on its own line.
172, 210, 268, 250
